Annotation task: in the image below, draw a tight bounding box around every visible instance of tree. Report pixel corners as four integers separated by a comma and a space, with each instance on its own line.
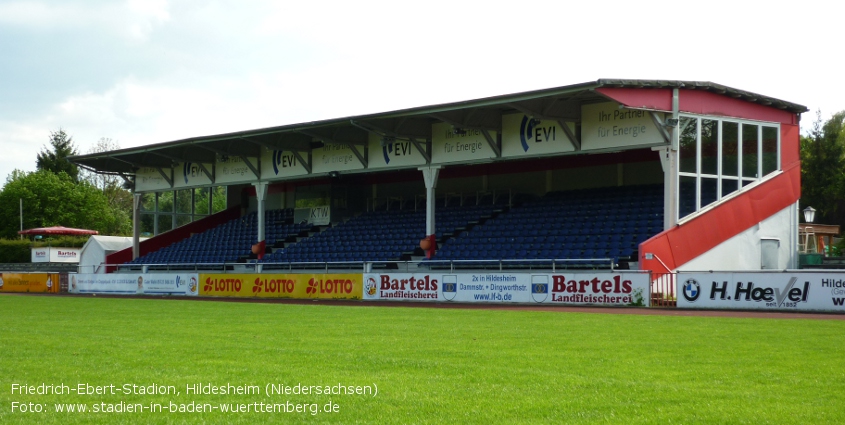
0, 170, 131, 238
82, 137, 134, 218
36, 129, 79, 182
800, 110, 845, 228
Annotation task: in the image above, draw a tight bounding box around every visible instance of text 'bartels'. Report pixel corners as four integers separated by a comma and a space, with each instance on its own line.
552, 275, 633, 294
380, 275, 438, 291
306, 278, 354, 295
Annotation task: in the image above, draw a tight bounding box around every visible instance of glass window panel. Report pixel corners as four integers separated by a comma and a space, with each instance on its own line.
139, 193, 154, 212
176, 215, 192, 228
212, 186, 227, 214
194, 187, 210, 215
679, 117, 698, 173
701, 178, 718, 209
742, 179, 755, 188
679, 176, 697, 219
722, 122, 739, 177
701, 120, 718, 175
175, 189, 193, 214
157, 215, 173, 233
158, 192, 174, 213
140, 213, 155, 236
742, 124, 758, 178
721, 178, 739, 198
762, 126, 778, 176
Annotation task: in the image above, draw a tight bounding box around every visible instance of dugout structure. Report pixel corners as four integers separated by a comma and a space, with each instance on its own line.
71, 79, 808, 274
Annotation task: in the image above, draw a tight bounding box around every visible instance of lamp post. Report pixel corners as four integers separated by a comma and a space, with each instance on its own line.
803, 206, 816, 224
802, 206, 816, 254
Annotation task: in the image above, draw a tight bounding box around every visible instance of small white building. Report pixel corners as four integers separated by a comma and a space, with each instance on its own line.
79, 236, 147, 274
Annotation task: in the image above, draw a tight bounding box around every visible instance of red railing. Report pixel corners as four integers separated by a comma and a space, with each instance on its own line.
650, 272, 676, 307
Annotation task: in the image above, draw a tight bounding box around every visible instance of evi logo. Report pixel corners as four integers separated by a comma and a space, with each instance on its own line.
272, 151, 297, 175
382, 141, 412, 165
182, 162, 203, 183
519, 116, 557, 152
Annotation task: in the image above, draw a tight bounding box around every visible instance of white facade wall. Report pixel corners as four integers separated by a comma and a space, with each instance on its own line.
678, 204, 798, 271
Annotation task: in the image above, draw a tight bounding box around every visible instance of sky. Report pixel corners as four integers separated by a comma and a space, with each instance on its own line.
1, 0, 841, 187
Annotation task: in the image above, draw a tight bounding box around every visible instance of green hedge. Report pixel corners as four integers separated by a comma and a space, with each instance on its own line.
30, 236, 88, 248
0, 239, 33, 263
0, 236, 90, 263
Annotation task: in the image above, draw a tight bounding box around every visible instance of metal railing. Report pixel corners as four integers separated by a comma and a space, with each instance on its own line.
650, 272, 677, 307
94, 257, 621, 274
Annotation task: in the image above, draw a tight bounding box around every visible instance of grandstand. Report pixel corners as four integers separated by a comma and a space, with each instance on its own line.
70, 79, 807, 275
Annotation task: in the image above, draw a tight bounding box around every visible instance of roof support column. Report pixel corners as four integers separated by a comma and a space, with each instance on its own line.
420, 166, 441, 259
665, 88, 680, 230
252, 182, 267, 262
132, 193, 141, 260
255, 182, 268, 243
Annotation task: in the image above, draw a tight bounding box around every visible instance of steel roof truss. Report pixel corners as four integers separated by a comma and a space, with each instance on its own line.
429, 110, 501, 133
291, 150, 312, 174
156, 167, 174, 187
558, 120, 581, 152
480, 130, 501, 158
649, 112, 672, 144
430, 112, 501, 158
194, 143, 259, 178
148, 151, 214, 182
298, 129, 367, 169
239, 156, 260, 179
349, 120, 431, 163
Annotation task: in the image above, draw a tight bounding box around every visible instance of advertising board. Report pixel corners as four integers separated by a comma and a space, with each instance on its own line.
199, 273, 362, 299
70, 274, 199, 296
677, 272, 845, 312
363, 272, 649, 306
0, 273, 60, 293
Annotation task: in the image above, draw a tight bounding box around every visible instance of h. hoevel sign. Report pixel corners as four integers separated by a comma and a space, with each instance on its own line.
677, 272, 845, 312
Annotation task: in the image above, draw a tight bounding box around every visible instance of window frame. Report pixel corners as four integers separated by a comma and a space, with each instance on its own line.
676, 114, 780, 222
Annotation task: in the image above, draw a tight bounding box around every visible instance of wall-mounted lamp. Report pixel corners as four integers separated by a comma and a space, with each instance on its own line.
663, 118, 679, 128
328, 171, 340, 179
452, 127, 467, 135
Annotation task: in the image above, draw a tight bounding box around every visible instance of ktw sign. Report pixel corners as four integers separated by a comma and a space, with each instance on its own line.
677, 272, 845, 312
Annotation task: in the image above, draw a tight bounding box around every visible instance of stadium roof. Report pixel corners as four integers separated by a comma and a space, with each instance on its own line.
70, 79, 808, 176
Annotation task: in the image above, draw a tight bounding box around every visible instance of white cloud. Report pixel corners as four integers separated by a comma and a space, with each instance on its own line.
1, 0, 843, 188
0, 0, 170, 41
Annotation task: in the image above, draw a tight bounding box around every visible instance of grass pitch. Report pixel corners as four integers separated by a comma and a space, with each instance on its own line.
1, 295, 843, 424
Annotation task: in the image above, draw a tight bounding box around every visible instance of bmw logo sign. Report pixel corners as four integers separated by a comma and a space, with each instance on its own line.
682, 279, 701, 302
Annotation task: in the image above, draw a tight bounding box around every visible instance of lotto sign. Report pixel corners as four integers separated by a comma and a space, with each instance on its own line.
677, 272, 845, 312
200, 273, 362, 299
